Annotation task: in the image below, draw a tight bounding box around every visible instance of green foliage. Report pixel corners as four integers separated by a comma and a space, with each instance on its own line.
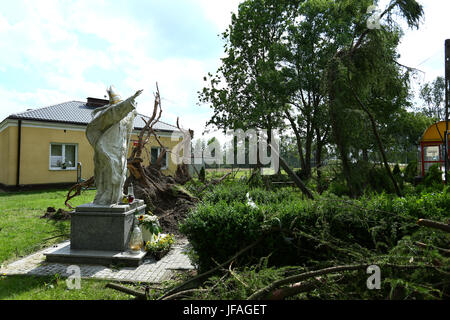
199, 167, 206, 182
327, 162, 397, 196
179, 200, 266, 271
393, 164, 404, 189
423, 164, 443, 188
404, 161, 418, 183
419, 76, 446, 120
145, 234, 175, 260
247, 170, 264, 188
392, 164, 401, 176
202, 183, 300, 205
180, 181, 450, 272
179, 181, 449, 300
328, 180, 350, 197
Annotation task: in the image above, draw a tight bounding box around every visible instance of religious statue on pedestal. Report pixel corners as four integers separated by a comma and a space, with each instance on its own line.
86, 86, 143, 205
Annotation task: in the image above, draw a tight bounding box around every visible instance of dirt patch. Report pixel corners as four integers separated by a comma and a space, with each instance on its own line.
127, 165, 198, 237
153, 197, 197, 236
41, 207, 72, 221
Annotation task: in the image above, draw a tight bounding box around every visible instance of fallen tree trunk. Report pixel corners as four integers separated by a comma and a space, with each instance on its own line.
347, 76, 402, 197
158, 236, 265, 300
417, 219, 450, 233
105, 283, 147, 300
268, 143, 314, 199
415, 242, 450, 256
266, 280, 319, 300
247, 263, 435, 300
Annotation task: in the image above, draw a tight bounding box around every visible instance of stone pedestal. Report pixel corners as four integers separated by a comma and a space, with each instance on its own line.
45, 200, 147, 267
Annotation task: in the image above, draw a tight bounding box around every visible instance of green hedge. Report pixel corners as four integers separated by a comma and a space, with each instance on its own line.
180, 184, 450, 271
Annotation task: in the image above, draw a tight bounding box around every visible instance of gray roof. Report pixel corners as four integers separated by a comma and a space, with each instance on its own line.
7, 101, 179, 132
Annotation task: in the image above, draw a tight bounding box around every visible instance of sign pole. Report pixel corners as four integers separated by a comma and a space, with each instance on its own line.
445, 40, 450, 184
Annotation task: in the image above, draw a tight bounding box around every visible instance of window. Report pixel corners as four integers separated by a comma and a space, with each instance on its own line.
150, 147, 168, 170
424, 145, 440, 162
50, 143, 77, 170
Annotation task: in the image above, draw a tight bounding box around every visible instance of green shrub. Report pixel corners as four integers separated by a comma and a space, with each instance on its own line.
329, 180, 350, 197
247, 169, 264, 188
202, 183, 300, 205
179, 200, 266, 270
404, 161, 418, 183
423, 164, 443, 188
368, 166, 394, 194
180, 183, 450, 272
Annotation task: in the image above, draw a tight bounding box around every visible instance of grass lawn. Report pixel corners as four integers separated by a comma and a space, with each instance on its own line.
0, 188, 142, 300
0, 274, 133, 300
0, 188, 95, 265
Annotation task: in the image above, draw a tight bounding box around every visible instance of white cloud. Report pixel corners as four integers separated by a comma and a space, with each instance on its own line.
1, 0, 448, 136
193, 0, 242, 33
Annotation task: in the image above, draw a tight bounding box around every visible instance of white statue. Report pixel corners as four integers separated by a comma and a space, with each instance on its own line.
86, 86, 143, 205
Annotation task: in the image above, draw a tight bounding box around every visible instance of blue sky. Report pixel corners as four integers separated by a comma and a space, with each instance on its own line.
0, 0, 240, 138
0, 0, 449, 141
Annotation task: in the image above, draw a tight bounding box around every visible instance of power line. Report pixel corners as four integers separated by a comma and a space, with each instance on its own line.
415, 48, 441, 67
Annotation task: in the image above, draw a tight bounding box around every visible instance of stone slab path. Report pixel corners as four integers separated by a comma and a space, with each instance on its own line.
0, 239, 195, 284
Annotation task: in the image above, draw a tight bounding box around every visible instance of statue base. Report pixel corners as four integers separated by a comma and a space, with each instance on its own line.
45, 199, 147, 267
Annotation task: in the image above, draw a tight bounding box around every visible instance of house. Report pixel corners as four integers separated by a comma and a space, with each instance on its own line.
0, 97, 184, 189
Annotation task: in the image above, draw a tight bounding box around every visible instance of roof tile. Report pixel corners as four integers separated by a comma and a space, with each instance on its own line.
8, 101, 179, 132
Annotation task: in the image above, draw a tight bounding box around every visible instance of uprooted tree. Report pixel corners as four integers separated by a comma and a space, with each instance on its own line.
65, 84, 198, 235
123, 84, 198, 234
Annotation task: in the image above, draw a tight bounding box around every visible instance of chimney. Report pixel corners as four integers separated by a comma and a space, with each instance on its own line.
86, 97, 109, 108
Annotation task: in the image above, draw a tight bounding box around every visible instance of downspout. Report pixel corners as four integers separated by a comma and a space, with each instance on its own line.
16, 119, 22, 186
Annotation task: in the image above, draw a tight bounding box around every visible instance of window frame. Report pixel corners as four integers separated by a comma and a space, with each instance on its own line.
150, 147, 169, 170
49, 143, 78, 171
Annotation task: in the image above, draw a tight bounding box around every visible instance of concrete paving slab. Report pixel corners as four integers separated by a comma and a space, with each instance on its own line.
0, 238, 195, 284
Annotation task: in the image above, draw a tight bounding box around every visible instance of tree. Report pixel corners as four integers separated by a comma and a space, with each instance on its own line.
278, 1, 334, 179
200, 0, 425, 197
199, 0, 295, 134
324, 0, 424, 197
419, 76, 445, 120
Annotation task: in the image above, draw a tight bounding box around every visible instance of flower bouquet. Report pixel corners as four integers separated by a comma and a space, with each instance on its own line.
144, 233, 175, 260
137, 214, 161, 243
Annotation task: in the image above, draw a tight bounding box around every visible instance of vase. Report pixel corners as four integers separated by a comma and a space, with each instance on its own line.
141, 227, 154, 244
128, 224, 143, 254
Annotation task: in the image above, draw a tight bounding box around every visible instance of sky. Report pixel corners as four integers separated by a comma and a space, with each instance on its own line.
0, 0, 449, 143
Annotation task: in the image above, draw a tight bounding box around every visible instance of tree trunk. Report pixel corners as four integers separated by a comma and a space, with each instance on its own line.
328, 59, 356, 197
304, 126, 313, 179
285, 111, 306, 172
270, 143, 314, 200
315, 127, 324, 194
362, 148, 369, 162
349, 82, 402, 197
